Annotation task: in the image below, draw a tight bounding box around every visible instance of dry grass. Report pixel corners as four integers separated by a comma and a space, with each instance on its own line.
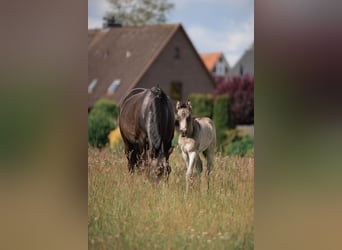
88, 145, 254, 249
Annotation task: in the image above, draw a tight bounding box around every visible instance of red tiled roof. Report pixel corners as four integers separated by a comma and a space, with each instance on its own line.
200, 52, 223, 71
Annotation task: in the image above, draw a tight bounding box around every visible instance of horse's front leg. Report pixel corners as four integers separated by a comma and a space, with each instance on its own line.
186, 151, 197, 193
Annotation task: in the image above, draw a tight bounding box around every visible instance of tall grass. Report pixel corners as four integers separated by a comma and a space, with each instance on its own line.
88, 146, 254, 249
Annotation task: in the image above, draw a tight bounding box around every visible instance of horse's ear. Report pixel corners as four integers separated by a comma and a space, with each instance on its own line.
176, 101, 181, 110
186, 100, 192, 111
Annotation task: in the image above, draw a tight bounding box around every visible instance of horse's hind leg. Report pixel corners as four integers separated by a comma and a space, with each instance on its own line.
125, 144, 138, 174
128, 150, 137, 174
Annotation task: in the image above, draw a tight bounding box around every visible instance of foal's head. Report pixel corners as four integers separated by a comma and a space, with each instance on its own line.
176, 100, 193, 137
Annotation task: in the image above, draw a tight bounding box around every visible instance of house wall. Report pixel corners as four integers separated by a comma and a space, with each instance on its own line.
212, 56, 230, 77
136, 28, 215, 102
229, 48, 254, 77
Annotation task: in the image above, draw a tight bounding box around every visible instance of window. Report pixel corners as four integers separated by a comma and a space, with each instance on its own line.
174, 47, 180, 59
170, 82, 182, 101
216, 63, 225, 76
88, 79, 98, 94
107, 79, 120, 94
239, 64, 244, 76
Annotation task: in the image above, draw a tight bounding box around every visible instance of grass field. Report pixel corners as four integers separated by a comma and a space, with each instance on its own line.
88, 146, 254, 249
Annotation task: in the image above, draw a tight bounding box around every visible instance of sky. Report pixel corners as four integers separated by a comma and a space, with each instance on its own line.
88, 0, 254, 67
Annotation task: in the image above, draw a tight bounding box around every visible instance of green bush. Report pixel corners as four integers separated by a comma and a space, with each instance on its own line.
213, 95, 231, 150
226, 136, 254, 156
92, 99, 119, 120
88, 99, 118, 148
188, 93, 214, 118
222, 129, 254, 156
88, 110, 115, 148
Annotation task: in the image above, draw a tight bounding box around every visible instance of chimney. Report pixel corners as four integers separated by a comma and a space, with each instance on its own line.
103, 16, 122, 29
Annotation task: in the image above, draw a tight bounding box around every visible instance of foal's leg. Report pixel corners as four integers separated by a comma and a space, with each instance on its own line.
181, 151, 189, 167
185, 151, 197, 193
204, 146, 215, 192
195, 155, 203, 174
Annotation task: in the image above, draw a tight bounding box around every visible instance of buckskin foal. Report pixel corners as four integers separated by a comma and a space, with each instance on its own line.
176, 100, 216, 192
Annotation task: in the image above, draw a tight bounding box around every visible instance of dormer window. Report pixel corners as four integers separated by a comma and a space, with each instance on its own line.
216, 63, 226, 76
107, 79, 120, 94
88, 79, 98, 94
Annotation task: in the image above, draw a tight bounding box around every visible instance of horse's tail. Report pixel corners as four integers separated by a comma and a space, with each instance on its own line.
148, 87, 165, 155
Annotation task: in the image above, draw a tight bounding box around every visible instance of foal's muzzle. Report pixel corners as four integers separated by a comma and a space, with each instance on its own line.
180, 130, 187, 137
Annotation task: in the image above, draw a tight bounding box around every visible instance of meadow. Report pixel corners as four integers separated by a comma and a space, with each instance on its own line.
88, 146, 254, 249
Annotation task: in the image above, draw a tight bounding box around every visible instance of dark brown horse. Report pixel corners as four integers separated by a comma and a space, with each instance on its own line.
119, 87, 175, 179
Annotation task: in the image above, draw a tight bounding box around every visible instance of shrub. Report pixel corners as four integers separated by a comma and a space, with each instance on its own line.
88, 99, 118, 148
108, 127, 123, 149
213, 95, 231, 150
214, 75, 254, 126
88, 110, 115, 148
226, 136, 254, 156
92, 99, 119, 121
188, 93, 214, 118
222, 129, 254, 156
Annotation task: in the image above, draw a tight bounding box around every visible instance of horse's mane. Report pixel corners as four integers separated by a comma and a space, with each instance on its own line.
148, 87, 168, 155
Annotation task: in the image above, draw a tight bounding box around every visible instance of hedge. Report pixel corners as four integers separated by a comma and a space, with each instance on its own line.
223, 129, 254, 156
188, 93, 214, 118
213, 95, 231, 150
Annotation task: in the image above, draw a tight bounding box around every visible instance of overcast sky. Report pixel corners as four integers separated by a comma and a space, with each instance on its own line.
88, 0, 254, 67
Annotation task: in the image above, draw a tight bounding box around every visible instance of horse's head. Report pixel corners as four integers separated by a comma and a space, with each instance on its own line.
150, 157, 171, 179
149, 147, 173, 180
176, 100, 193, 137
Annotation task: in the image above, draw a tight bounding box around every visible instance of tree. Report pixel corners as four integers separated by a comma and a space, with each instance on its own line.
214, 75, 254, 125
105, 0, 174, 27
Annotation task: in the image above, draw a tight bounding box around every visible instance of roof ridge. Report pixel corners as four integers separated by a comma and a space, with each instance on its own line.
200, 51, 222, 54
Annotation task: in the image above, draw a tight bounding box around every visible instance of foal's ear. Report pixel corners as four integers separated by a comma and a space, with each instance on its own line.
176, 101, 181, 110
186, 100, 192, 111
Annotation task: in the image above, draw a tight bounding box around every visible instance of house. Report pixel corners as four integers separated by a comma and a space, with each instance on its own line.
229, 43, 254, 77
88, 23, 216, 109
200, 52, 230, 78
